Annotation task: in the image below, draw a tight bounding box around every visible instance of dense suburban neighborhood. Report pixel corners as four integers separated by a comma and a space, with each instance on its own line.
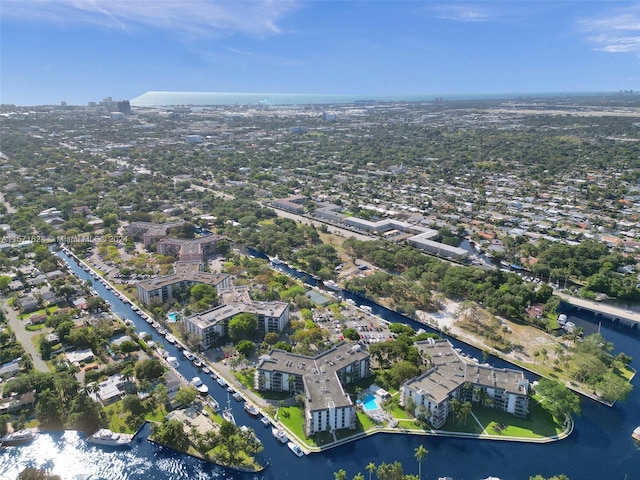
0, 94, 638, 478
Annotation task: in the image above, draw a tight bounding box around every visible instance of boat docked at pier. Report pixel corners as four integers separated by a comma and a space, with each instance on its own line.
191, 377, 208, 394
207, 395, 220, 412
244, 401, 259, 417
287, 440, 305, 457
271, 427, 288, 444
86, 429, 132, 447
222, 393, 236, 425
0, 428, 38, 446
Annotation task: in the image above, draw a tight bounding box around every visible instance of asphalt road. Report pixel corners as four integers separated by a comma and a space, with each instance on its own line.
2, 299, 50, 372
556, 291, 640, 326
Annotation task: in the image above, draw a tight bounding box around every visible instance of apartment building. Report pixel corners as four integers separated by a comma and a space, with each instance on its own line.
136, 261, 230, 306
255, 342, 371, 436
402, 339, 529, 429
184, 300, 290, 349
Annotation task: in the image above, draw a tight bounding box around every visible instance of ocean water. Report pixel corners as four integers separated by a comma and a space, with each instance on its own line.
129, 91, 612, 107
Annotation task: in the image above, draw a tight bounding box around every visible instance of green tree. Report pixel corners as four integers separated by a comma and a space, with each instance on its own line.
414, 444, 428, 480
236, 339, 255, 357
228, 312, 258, 341
153, 418, 190, 452
174, 386, 197, 407
152, 383, 170, 408
66, 393, 103, 433
122, 394, 146, 416
366, 462, 376, 480
535, 378, 581, 419
342, 327, 361, 341
135, 358, 165, 382
264, 332, 280, 345
190, 283, 217, 304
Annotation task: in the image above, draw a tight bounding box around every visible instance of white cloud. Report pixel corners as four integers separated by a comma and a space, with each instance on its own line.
1, 0, 298, 37
578, 5, 640, 54
431, 4, 492, 22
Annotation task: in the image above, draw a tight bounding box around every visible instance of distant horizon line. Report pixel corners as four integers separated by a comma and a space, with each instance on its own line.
128, 90, 625, 108
2, 89, 634, 107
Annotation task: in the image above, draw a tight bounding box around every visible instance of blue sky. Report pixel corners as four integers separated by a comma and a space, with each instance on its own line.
1, 1, 639, 105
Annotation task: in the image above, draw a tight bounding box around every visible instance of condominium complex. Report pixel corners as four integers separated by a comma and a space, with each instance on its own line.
127, 221, 189, 247
402, 338, 529, 429
184, 298, 290, 349
255, 342, 371, 436
136, 261, 231, 306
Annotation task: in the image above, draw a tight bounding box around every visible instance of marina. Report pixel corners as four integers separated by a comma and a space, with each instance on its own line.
2, 247, 634, 479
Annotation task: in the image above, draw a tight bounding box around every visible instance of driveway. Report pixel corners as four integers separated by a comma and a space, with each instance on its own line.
1, 299, 50, 372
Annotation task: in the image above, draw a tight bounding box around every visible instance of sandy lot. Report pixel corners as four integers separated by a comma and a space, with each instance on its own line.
417, 300, 563, 367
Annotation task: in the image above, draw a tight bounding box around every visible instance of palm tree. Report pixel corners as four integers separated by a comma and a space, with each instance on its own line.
366, 462, 376, 480
334, 469, 347, 480
414, 444, 428, 480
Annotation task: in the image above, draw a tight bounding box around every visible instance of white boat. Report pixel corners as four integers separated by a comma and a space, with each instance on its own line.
232, 392, 243, 402
323, 280, 341, 291
244, 402, 259, 416
183, 350, 195, 361
208, 395, 220, 412
167, 356, 179, 368
86, 429, 132, 447
272, 427, 288, 444
216, 377, 227, 387
202, 366, 210, 375
222, 393, 236, 425
165, 334, 176, 344
260, 415, 271, 427
0, 428, 38, 445
191, 377, 209, 394
287, 440, 305, 457
633, 426, 640, 441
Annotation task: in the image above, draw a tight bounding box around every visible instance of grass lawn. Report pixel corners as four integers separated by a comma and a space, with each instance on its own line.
103, 398, 168, 434
234, 369, 256, 391
19, 305, 59, 320
441, 413, 485, 434
277, 406, 312, 444
382, 398, 413, 420
472, 400, 564, 438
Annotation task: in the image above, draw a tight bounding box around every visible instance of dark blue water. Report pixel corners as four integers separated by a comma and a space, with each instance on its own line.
1, 250, 639, 480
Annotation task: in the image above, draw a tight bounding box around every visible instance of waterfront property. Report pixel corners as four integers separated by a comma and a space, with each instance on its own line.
136, 261, 231, 306
184, 295, 289, 349
402, 338, 529, 429
255, 342, 371, 436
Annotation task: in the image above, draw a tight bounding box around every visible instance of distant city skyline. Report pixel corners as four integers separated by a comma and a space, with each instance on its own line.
1, 1, 639, 106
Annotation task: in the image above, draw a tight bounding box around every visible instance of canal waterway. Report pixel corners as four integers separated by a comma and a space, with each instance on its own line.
1, 250, 639, 480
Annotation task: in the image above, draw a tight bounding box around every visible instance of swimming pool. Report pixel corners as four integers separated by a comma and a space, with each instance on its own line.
361, 393, 380, 412
167, 312, 178, 322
